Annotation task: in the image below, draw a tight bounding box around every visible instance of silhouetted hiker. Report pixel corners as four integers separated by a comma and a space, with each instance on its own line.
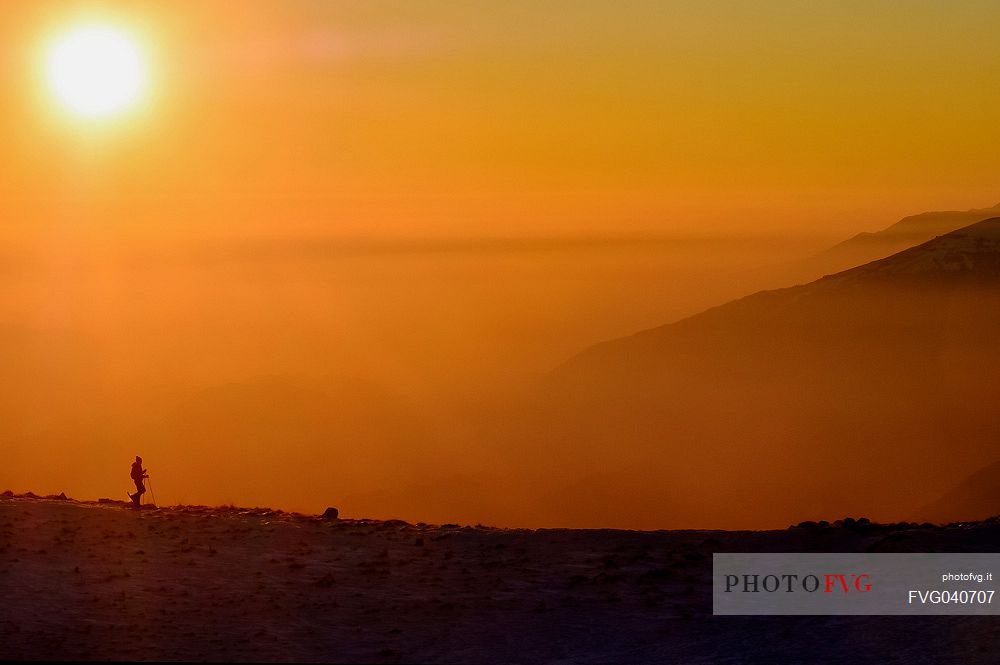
128, 456, 148, 507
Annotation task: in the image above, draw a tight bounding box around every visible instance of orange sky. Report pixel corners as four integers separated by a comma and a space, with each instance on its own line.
1, 0, 998, 245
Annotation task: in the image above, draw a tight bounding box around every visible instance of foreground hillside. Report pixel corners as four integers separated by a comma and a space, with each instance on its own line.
2, 493, 1000, 663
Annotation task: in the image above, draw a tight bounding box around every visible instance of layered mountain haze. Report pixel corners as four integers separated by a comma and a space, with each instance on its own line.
807, 203, 1000, 277
533, 218, 1000, 528
834, 217, 1000, 279
4, 211, 1000, 529
0, 232, 823, 519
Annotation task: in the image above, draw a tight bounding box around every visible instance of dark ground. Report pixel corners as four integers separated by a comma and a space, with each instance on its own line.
1, 492, 998, 663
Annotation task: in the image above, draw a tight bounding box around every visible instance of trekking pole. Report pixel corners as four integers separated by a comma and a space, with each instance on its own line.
147, 476, 156, 507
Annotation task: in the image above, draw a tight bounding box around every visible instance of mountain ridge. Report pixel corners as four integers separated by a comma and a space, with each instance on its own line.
808, 202, 1000, 276
531, 216, 1000, 527
563, 216, 1000, 366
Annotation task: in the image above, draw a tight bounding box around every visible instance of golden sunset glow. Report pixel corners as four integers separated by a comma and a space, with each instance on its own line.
44, 23, 146, 118
0, 0, 998, 529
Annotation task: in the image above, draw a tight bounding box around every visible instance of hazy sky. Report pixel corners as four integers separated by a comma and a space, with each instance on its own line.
3, 1, 1000, 521
0, 0, 997, 244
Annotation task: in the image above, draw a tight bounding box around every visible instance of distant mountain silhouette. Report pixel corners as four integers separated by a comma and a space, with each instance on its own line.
808, 203, 1000, 276
917, 460, 1000, 524
529, 218, 1000, 528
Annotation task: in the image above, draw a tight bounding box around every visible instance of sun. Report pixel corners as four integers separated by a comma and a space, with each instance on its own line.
45, 24, 147, 119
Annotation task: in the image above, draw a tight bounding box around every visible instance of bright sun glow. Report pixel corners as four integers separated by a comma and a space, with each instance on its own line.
45, 24, 147, 119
